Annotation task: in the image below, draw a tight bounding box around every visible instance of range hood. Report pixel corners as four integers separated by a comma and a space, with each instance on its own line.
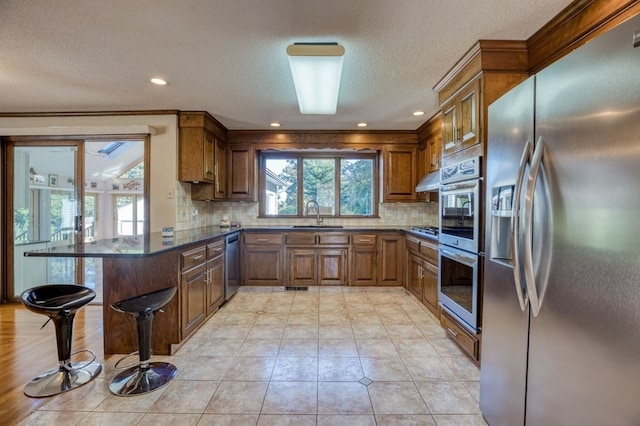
415, 170, 440, 192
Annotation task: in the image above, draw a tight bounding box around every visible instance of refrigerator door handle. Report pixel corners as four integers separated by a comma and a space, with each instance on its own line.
511, 139, 533, 311
523, 137, 546, 317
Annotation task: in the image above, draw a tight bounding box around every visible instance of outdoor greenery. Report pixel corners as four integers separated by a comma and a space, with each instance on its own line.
271, 155, 375, 217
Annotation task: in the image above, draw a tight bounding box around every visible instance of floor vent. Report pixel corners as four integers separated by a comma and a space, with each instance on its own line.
285, 286, 309, 291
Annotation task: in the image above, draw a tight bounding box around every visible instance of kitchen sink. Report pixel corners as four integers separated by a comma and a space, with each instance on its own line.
291, 225, 344, 228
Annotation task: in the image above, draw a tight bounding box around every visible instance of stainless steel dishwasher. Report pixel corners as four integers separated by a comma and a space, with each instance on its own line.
224, 233, 240, 300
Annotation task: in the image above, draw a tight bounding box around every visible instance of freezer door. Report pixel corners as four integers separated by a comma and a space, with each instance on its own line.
527, 15, 640, 425
480, 77, 534, 426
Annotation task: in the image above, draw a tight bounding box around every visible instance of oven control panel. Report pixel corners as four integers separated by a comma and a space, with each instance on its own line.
441, 156, 480, 184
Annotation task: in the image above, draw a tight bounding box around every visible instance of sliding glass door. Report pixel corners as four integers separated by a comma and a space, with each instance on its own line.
11, 141, 83, 299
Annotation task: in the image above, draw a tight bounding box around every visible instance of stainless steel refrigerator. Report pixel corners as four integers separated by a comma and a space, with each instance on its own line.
480, 14, 640, 426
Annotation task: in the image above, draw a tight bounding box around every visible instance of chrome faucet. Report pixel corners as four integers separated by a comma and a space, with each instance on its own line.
305, 200, 323, 226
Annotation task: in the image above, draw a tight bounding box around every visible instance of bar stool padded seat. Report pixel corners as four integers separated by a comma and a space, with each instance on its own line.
21, 284, 102, 397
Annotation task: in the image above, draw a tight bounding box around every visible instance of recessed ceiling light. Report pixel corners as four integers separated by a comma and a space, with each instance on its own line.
357, 122, 367, 127
270, 122, 281, 127
412, 111, 425, 116
150, 78, 168, 86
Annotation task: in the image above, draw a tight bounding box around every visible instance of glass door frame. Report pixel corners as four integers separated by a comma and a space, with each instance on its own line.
2, 138, 84, 302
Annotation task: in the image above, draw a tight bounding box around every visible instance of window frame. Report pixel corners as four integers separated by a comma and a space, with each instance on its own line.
258, 151, 379, 218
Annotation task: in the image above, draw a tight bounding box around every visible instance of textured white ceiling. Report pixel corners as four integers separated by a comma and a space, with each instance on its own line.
0, 0, 573, 130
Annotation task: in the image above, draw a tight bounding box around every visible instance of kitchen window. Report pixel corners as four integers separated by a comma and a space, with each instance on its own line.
259, 152, 378, 218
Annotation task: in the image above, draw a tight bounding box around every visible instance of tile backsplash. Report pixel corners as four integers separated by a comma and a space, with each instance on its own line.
175, 182, 438, 231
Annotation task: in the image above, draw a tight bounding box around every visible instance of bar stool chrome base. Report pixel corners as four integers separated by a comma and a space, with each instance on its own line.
109, 362, 177, 396
24, 361, 102, 398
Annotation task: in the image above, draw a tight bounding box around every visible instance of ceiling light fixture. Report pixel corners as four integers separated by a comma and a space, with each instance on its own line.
357, 122, 367, 127
286, 43, 345, 115
150, 77, 168, 86
412, 111, 425, 116
270, 122, 281, 127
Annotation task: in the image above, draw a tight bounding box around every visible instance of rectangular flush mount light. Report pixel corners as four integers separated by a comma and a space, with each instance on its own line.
287, 43, 345, 115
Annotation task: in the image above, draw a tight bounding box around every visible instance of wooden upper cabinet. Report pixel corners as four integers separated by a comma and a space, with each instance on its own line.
434, 40, 529, 165
227, 145, 256, 201
178, 111, 228, 190
416, 113, 442, 202
441, 77, 480, 158
214, 138, 226, 199
179, 127, 215, 183
428, 130, 442, 173
382, 146, 417, 202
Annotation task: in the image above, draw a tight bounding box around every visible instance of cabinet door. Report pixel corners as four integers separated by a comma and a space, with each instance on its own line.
422, 261, 439, 316
202, 130, 215, 181
227, 145, 255, 200
206, 254, 225, 315
378, 234, 404, 286
458, 78, 480, 151
351, 246, 377, 286
318, 249, 347, 286
243, 245, 283, 285
407, 253, 423, 299
427, 130, 442, 173
441, 102, 457, 157
214, 138, 226, 199
181, 265, 206, 337
288, 249, 317, 285
178, 127, 215, 183
383, 147, 417, 202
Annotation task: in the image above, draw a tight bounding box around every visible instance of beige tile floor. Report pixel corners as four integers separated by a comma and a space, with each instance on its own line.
19, 287, 487, 426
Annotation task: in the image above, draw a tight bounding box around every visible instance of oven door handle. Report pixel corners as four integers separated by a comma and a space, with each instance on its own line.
440, 248, 476, 267
511, 139, 532, 312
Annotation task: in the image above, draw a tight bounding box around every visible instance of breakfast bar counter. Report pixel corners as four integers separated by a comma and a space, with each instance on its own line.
25, 226, 241, 355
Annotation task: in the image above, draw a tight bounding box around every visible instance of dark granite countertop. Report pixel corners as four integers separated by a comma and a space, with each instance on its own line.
24, 226, 241, 258
24, 225, 438, 258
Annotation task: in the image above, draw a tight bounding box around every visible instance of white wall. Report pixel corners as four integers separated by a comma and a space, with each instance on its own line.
0, 114, 179, 232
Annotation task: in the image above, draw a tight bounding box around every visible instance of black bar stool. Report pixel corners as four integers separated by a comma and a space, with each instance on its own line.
20, 284, 102, 397
109, 286, 177, 396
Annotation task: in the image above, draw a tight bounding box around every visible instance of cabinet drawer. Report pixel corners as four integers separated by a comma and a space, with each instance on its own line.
285, 233, 316, 245
352, 234, 377, 245
419, 240, 438, 265
406, 237, 420, 254
244, 233, 283, 245
441, 310, 479, 361
207, 239, 224, 258
181, 246, 206, 271
318, 233, 349, 245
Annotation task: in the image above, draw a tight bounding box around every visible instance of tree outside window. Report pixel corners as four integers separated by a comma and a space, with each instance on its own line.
260, 153, 377, 218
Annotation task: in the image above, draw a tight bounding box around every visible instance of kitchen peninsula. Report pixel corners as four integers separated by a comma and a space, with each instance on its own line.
25, 226, 240, 356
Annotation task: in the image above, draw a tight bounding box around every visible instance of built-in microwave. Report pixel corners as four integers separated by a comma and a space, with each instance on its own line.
439, 157, 481, 253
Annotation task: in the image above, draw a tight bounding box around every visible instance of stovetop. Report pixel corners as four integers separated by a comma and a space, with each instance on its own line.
410, 226, 439, 238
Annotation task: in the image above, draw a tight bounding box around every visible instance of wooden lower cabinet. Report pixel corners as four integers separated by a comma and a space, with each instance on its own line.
406, 235, 439, 316
287, 248, 347, 286
206, 240, 225, 315
242, 233, 284, 285
377, 233, 404, 286
288, 248, 316, 285
422, 261, 439, 314
180, 247, 207, 338
180, 238, 226, 339
407, 253, 424, 299
441, 309, 479, 362
351, 245, 377, 286
318, 249, 348, 285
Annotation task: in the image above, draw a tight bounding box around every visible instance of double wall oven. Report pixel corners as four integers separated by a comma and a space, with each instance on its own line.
438, 157, 481, 332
